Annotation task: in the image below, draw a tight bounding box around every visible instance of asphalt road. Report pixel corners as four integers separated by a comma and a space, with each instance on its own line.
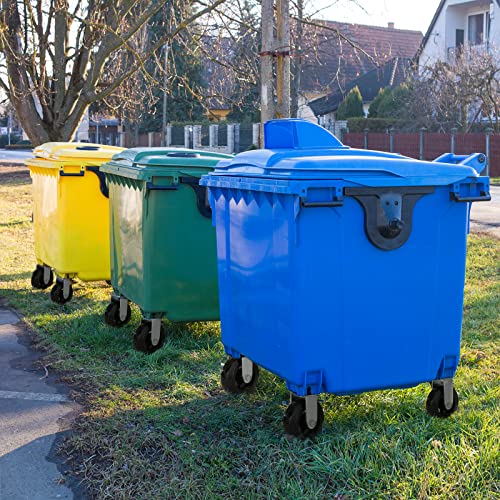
0, 149, 33, 164
0, 307, 79, 499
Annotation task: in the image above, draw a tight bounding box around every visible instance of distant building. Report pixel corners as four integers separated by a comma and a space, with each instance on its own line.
418, 0, 500, 69
308, 57, 413, 126
200, 21, 422, 123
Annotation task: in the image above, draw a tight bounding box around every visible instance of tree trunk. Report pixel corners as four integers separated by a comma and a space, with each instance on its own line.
290, 0, 303, 118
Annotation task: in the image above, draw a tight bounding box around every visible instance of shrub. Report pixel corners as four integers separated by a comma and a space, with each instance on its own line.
337, 86, 364, 120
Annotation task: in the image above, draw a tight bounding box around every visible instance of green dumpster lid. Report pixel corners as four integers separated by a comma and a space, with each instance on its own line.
101, 147, 233, 180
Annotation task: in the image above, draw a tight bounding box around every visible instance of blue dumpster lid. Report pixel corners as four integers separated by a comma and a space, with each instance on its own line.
101, 147, 232, 180
204, 120, 486, 187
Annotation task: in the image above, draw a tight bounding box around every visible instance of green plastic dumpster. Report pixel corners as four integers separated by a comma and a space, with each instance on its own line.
100, 148, 232, 353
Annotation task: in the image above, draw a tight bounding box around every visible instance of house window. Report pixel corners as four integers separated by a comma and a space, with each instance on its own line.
468, 12, 490, 45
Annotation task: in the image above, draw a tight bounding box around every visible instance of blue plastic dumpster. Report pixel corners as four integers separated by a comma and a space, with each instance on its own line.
201, 119, 491, 438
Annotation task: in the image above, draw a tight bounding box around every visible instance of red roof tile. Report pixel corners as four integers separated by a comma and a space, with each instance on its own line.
297, 20, 423, 93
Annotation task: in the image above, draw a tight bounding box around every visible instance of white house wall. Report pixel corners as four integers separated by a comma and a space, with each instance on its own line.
419, 0, 500, 70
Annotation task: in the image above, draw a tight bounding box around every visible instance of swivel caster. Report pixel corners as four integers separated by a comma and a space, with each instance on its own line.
50, 278, 73, 304
134, 319, 165, 354
31, 265, 53, 290
283, 394, 324, 439
104, 296, 131, 327
426, 378, 459, 418
221, 356, 259, 393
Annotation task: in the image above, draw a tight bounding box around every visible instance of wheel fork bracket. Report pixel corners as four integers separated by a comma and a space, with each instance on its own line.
433, 378, 454, 410
241, 356, 253, 383
119, 297, 128, 322
62, 278, 71, 299
305, 394, 318, 429
43, 266, 51, 285
151, 319, 161, 346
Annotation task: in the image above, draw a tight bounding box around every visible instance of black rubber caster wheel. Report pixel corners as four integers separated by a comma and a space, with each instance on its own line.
426, 386, 459, 418
31, 266, 53, 290
220, 357, 260, 394
133, 321, 165, 354
283, 398, 324, 439
50, 280, 73, 304
104, 300, 131, 327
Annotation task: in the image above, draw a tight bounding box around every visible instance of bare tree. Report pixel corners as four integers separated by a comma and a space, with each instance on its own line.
408, 44, 500, 132
0, 0, 227, 145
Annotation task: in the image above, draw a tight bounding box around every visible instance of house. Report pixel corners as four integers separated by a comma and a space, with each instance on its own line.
418, 0, 500, 69
296, 21, 423, 121
307, 56, 413, 125
199, 21, 422, 122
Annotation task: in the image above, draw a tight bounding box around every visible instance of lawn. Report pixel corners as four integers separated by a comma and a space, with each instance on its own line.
0, 167, 499, 499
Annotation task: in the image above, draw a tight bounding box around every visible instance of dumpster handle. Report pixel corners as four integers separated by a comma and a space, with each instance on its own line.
451, 194, 491, 202
345, 186, 434, 251
87, 167, 109, 198
59, 167, 109, 198
145, 178, 211, 218
145, 182, 178, 191
180, 176, 212, 218
301, 200, 343, 208
60, 170, 84, 177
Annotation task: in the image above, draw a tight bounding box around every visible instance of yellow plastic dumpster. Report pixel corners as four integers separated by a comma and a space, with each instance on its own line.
26, 143, 123, 304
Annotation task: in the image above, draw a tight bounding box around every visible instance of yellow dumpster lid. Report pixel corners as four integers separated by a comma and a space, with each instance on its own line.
33, 142, 123, 161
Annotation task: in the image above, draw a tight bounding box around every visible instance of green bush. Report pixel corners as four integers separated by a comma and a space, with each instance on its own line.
337, 86, 364, 120
346, 118, 414, 132
368, 87, 392, 118
0, 134, 21, 148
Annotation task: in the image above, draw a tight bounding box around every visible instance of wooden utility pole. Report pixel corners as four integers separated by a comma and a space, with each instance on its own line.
290, 0, 303, 118
161, 41, 169, 147
275, 0, 290, 118
260, 0, 275, 130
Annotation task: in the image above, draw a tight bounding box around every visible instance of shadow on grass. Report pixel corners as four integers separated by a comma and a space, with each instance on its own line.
0, 272, 32, 282
0, 172, 30, 186
0, 220, 31, 227
60, 373, 500, 500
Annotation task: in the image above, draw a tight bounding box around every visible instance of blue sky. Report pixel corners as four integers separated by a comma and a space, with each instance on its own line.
310, 0, 439, 34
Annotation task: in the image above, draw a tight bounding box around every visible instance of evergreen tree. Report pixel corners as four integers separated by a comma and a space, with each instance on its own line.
142, 5, 206, 129
336, 86, 364, 120
368, 87, 392, 118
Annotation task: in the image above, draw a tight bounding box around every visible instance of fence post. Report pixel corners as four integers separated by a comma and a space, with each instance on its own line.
485, 128, 493, 177
193, 125, 202, 149
389, 127, 395, 153
234, 123, 240, 153
340, 128, 347, 144
148, 132, 154, 147
419, 127, 426, 160
184, 126, 192, 149
227, 124, 235, 154
166, 126, 172, 147
252, 123, 260, 147
209, 124, 218, 148
450, 127, 457, 154
363, 128, 369, 149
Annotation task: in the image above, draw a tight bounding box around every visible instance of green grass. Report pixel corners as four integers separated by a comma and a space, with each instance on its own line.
1, 170, 499, 499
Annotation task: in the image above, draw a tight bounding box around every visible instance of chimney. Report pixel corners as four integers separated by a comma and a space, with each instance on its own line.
388, 22, 395, 29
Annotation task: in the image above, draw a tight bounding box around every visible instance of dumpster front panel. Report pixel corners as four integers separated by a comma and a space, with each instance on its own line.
143, 181, 219, 320
212, 181, 468, 396
30, 164, 111, 280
